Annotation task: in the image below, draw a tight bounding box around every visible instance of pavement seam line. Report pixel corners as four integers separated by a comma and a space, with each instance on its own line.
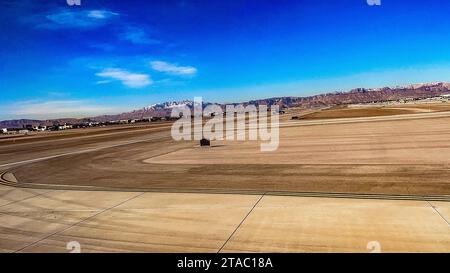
13, 191, 146, 253
426, 200, 450, 227
217, 193, 265, 253
0, 189, 54, 209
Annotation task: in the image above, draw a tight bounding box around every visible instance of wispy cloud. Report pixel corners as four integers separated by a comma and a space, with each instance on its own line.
34, 9, 119, 29
5, 100, 115, 119
150, 61, 197, 76
95, 80, 112, 85
96, 68, 152, 88
86, 10, 116, 19
120, 27, 160, 45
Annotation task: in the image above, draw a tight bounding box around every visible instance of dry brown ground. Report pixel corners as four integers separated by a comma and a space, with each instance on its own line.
395, 103, 450, 111
301, 107, 416, 119
300, 102, 450, 120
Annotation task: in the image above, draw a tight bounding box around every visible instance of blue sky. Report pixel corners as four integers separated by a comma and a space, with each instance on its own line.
1, 0, 450, 120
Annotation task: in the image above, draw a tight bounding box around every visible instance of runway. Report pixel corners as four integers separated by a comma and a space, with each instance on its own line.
0, 186, 449, 253
2, 112, 450, 195
1, 112, 449, 252
0, 133, 169, 169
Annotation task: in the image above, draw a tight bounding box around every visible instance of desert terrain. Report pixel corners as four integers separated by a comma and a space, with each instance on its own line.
0, 103, 449, 252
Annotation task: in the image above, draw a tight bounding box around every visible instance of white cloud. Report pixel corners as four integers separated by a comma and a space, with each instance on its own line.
150, 61, 197, 76
96, 68, 152, 88
87, 10, 116, 19
6, 100, 115, 119
37, 9, 119, 29
120, 27, 160, 45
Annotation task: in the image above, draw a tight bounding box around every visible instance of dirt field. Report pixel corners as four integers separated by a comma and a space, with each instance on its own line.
298, 102, 450, 120
300, 107, 415, 119
394, 103, 450, 112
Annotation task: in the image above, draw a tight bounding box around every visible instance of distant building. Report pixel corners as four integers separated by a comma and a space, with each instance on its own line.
3, 128, 21, 134
52, 123, 73, 130
24, 124, 34, 131
18, 129, 30, 135
31, 125, 47, 131
1, 128, 7, 134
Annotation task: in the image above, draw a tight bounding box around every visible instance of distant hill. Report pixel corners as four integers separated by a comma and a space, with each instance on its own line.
0, 118, 94, 129
246, 82, 450, 108
2, 82, 450, 128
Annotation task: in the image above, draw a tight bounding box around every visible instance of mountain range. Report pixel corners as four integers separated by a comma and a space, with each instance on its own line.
2, 82, 450, 128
